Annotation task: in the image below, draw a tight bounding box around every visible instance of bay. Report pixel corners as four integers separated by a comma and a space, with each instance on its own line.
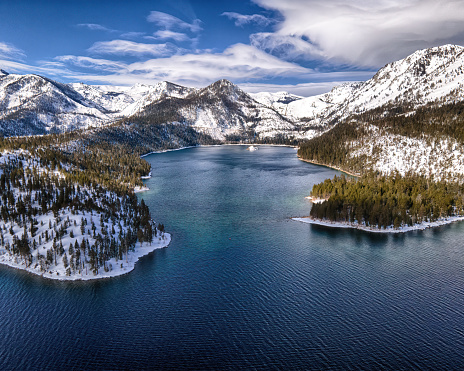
1, 145, 464, 370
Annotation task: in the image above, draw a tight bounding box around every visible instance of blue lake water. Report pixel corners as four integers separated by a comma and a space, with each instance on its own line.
2, 145, 464, 369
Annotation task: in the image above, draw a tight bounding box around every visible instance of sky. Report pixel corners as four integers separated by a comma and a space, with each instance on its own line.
1, 0, 464, 96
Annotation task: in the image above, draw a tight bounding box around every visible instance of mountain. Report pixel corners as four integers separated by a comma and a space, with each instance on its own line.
262, 44, 464, 128
2, 44, 464, 144
132, 79, 298, 141
0, 72, 114, 135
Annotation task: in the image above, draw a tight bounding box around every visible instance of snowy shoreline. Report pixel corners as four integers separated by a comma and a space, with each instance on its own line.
292, 216, 464, 233
0, 233, 171, 281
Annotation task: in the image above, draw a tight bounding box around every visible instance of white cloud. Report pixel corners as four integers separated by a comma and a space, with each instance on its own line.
120, 32, 146, 39
147, 11, 202, 33
240, 81, 342, 96
88, 40, 181, 57
0, 42, 26, 61
64, 43, 314, 87
77, 23, 117, 33
0, 58, 77, 78
221, 12, 273, 27
252, 0, 464, 67
152, 30, 191, 42
55, 56, 127, 72
250, 32, 326, 61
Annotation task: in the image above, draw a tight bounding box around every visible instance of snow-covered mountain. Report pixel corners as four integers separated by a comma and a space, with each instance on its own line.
2, 44, 464, 139
260, 44, 464, 126
135, 79, 298, 141
0, 73, 114, 135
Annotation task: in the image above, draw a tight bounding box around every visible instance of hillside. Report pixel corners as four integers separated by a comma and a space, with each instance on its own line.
298, 101, 464, 182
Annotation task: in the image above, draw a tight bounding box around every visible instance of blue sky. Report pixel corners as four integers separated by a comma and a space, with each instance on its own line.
1, 0, 464, 96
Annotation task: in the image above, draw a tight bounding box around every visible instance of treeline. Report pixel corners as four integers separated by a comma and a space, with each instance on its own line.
310, 173, 464, 229
298, 101, 464, 176
0, 136, 150, 194
297, 120, 367, 174
353, 101, 464, 144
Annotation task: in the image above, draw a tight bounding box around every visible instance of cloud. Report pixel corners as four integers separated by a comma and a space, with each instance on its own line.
55, 56, 127, 72
77, 23, 117, 33
120, 32, 146, 39
88, 40, 181, 57
147, 11, 202, 33
152, 30, 191, 42
240, 81, 343, 96
64, 43, 314, 87
0, 58, 77, 78
222, 12, 273, 27
0, 42, 26, 61
250, 32, 326, 61
252, 0, 464, 67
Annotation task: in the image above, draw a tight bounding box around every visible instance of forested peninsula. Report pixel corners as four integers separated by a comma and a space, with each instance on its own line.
296, 101, 464, 232
0, 134, 170, 280
303, 173, 464, 231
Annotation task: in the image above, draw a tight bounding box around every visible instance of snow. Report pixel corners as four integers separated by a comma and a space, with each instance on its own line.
347, 125, 464, 180
0, 150, 170, 281
0, 230, 171, 281
134, 186, 150, 193
293, 216, 464, 234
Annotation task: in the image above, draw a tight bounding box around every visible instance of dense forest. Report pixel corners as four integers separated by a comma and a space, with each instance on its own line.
309, 173, 464, 229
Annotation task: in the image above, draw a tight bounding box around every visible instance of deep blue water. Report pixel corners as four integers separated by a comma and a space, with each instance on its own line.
2, 145, 464, 370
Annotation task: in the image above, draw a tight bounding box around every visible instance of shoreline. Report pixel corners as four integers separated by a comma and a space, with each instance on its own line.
297, 157, 360, 177
292, 216, 464, 234
0, 233, 171, 281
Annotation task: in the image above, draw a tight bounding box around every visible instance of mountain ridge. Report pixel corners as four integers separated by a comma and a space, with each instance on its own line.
2, 44, 464, 146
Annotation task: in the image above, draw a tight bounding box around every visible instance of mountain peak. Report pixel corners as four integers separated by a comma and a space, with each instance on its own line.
0, 69, 9, 76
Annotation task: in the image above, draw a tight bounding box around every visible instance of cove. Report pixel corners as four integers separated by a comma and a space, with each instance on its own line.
1, 145, 464, 370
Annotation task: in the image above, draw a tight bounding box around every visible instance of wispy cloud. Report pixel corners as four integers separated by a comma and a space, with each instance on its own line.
77, 23, 118, 33
0, 42, 26, 61
152, 30, 191, 42
63, 43, 314, 87
250, 32, 326, 61
0, 58, 78, 78
147, 11, 202, 33
222, 12, 273, 27
252, 0, 464, 67
55, 55, 127, 72
120, 32, 146, 39
88, 40, 182, 57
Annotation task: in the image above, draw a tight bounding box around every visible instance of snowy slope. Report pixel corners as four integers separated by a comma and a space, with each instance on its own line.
346, 124, 464, 181
136, 79, 299, 140
2, 44, 464, 139
0, 73, 113, 135
263, 45, 464, 125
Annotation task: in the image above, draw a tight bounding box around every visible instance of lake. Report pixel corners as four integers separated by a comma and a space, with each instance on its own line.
1, 145, 464, 369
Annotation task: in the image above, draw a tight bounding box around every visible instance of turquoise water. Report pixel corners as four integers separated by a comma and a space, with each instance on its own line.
2, 145, 464, 369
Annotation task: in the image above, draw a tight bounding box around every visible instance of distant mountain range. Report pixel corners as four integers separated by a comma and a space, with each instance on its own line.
2, 44, 464, 159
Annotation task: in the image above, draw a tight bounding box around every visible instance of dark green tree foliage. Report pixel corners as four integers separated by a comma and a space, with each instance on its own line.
0, 154, 162, 274
297, 101, 464, 177
310, 173, 464, 229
